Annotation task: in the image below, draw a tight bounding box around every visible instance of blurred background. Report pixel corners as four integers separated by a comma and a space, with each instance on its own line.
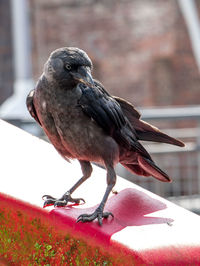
1, 0, 200, 213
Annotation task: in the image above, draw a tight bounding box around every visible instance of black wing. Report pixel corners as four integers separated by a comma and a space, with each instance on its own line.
26, 89, 41, 126
114, 96, 184, 147
78, 81, 152, 160
78, 82, 126, 135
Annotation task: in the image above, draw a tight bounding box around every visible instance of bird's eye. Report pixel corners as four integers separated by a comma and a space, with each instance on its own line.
65, 64, 71, 70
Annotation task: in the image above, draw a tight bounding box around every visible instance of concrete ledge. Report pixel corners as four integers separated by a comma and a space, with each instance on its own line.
1, 119, 200, 264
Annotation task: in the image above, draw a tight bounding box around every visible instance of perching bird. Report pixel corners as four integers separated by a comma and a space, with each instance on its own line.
27, 47, 184, 225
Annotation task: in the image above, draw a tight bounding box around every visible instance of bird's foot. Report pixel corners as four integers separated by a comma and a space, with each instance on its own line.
42, 192, 85, 208
77, 207, 114, 226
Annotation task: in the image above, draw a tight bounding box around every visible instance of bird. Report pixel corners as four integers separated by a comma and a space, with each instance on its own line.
26, 47, 184, 225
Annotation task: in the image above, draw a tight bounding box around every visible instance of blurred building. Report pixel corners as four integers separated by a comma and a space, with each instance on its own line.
1, 0, 200, 107
29, 0, 200, 106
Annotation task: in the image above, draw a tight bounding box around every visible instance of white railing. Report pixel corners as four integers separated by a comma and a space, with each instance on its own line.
3, 105, 200, 211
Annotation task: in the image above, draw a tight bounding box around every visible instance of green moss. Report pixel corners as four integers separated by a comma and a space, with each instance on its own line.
0, 201, 136, 265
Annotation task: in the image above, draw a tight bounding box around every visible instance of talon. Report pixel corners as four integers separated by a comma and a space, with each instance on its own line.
97, 214, 102, 226
76, 210, 114, 225
77, 214, 89, 222
103, 212, 114, 218
72, 198, 85, 204
54, 200, 67, 207
79, 198, 86, 204
42, 193, 85, 208
76, 217, 82, 223
80, 198, 85, 204
43, 200, 55, 208
42, 195, 56, 201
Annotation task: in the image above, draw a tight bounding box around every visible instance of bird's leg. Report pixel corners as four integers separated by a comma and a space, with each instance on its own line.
43, 160, 92, 207
77, 163, 116, 225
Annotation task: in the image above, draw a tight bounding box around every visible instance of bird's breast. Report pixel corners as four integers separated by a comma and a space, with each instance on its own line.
52, 104, 118, 164
35, 85, 119, 164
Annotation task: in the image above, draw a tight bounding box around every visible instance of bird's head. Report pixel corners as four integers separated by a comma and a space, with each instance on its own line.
44, 47, 94, 88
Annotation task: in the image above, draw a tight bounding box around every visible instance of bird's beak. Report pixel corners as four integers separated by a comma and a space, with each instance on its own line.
70, 66, 95, 87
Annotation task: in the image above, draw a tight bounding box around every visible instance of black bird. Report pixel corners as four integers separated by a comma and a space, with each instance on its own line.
27, 47, 184, 225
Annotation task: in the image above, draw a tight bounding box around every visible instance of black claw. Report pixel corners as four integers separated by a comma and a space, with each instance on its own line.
103, 212, 114, 218
79, 198, 86, 204
76, 210, 114, 225
42, 193, 85, 208
76, 217, 83, 223
43, 199, 55, 208
54, 200, 67, 207
72, 198, 85, 204
97, 214, 102, 226
42, 195, 56, 201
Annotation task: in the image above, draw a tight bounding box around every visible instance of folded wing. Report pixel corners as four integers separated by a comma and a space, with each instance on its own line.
26, 89, 41, 126
114, 96, 184, 147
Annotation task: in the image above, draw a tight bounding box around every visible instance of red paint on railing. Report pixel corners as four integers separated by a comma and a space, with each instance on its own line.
51, 188, 173, 241
0, 192, 143, 265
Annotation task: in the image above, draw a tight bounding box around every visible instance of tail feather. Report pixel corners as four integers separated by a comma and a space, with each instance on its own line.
138, 155, 171, 182
137, 130, 184, 147
121, 163, 150, 177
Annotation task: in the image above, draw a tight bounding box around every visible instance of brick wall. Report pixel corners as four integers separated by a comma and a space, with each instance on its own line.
30, 0, 200, 107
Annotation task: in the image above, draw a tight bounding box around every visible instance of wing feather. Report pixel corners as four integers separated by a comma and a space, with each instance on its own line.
26, 89, 41, 126
78, 82, 152, 160
115, 96, 184, 147
78, 83, 126, 134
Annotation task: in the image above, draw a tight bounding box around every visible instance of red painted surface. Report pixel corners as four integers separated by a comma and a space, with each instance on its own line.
140, 246, 200, 266
1, 189, 200, 265
51, 188, 172, 242
0, 192, 144, 265
51, 188, 200, 265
